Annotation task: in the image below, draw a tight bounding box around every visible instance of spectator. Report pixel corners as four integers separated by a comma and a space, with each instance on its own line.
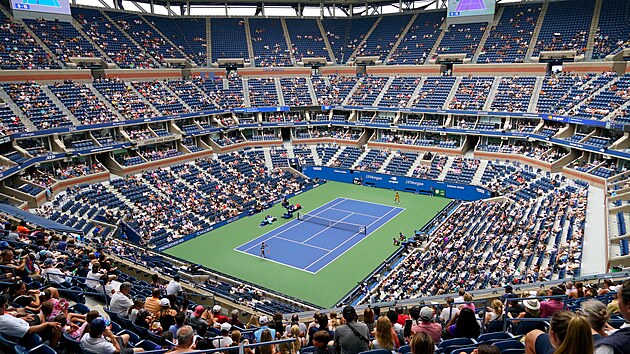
254, 316, 276, 343
550, 311, 593, 354
363, 308, 375, 333
412, 306, 442, 343
596, 278, 630, 354
156, 298, 177, 331
189, 305, 208, 331
396, 304, 409, 325
440, 297, 459, 324
540, 287, 566, 318
167, 324, 194, 353
312, 330, 336, 354
484, 300, 506, 333
372, 316, 398, 351
410, 331, 434, 354
80, 317, 143, 353
258, 329, 276, 354
334, 306, 370, 354
110, 282, 134, 319
213, 304, 229, 323
445, 308, 480, 339
169, 312, 186, 339
515, 298, 546, 336
0, 294, 61, 347
229, 309, 246, 329
144, 288, 162, 315
212, 322, 234, 348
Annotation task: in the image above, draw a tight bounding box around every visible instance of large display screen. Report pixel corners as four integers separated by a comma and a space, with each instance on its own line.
447, 0, 495, 18
11, 0, 71, 15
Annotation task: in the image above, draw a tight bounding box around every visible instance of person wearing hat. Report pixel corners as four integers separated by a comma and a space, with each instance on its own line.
0, 294, 61, 348
110, 282, 134, 319
411, 306, 441, 343
540, 287, 567, 318
212, 304, 229, 324
514, 298, 547, 336
334, 306, 370, 354
189, 305, 208, 330
40, 258, 71, 288
156, 298, 177, 330
80, 317, 144, 353
500, 285, 515, 302
228, 309, 245, 329
254, 315, 276, 343
212, 322, 234, 348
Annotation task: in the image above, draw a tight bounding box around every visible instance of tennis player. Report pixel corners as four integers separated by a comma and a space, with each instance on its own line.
394, 192, 400, 204
260, 242, 268, 258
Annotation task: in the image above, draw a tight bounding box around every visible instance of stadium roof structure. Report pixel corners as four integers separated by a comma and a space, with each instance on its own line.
107, 0, 457, 17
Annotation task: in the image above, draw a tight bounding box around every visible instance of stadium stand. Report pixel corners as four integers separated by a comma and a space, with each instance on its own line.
388, 11, 445, 65
210, 18, 250, 62
478, 3, 542, 63
532, 0, 594, 56
285, 18, 330, 62
249, 18, 292, 67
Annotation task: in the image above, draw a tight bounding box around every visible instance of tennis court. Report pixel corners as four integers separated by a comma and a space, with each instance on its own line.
235, 198, 404, 273
165, 182, 451, 307
455, 0, 487, 11
22, 0, 61, 7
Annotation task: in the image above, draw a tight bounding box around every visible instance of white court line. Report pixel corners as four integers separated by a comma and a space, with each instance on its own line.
327, 207, 380, 219
233, 249, 317, 274
305, 206, 403, 271
239, 197, 348, 253
301, 212, 357, 244
274, 236, 332, 251
341, 196, 407, 212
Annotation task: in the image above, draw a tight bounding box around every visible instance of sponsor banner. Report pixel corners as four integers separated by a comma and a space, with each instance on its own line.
302, 166, 491, 201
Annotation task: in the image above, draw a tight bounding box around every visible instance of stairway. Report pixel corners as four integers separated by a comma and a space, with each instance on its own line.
263, 148, 274, 170
384, 13, 418, 63
437, 157, 455, 180
280, 18, 296, 66
406, 154, 426, 177
101, 10, 162, 68
161, 83, 193, 112
310, 145, 323, 165
373, 77, 395, 106
306, 77, 319, 105
141, 15, 190, 59
283, 142, 295, 158
70, 19, 116, 66
41, 86, 81, 126
377, 151, 396, 173
0, 87, 36, 131
570, 76, 619, 114
605, 100, 630, 122
528, 77, 545, 112
342, 78, 363, 105
482, 77, 500, 111
472, 7, 504, 63
317, 18, 336, 64
243, 18, 257, 65
406, 78, 426, 108
275, 78, 285, 106
471, 160, 489, 185
15, 19, 65, 69
585, 0, 603, 61
350, 149, 370, 169
443, 77, 463, 109
525, 1, 548, 62
206, 18, 212, 65
126, 82, 161, 116
348, 17, 382, 62
426, 21, 449, 64
242, 78, 252, 107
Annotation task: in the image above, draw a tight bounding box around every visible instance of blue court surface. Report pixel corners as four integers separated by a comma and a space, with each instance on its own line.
235, 198, 404, 273
22, 0, 61, 7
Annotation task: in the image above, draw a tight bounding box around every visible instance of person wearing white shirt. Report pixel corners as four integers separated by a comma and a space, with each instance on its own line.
40, 259, 70, 286
109, 282, 134, 319
212, 322, 234, 348
166, 275, 182, 296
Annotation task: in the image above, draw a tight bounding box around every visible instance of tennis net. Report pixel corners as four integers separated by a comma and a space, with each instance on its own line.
297, 212, 367, 234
